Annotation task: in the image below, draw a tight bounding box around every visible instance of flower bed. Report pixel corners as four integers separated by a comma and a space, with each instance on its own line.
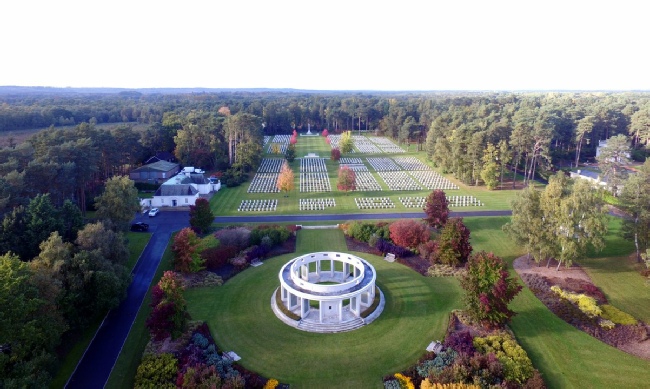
519, 272, 648, 348
382, 311, 546, 389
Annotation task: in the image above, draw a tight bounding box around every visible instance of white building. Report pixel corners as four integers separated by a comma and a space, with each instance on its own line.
142, 167, 221, 208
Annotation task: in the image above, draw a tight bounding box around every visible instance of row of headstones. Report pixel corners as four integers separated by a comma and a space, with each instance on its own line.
410, 171, 459, 190
398, 196, 483, 207
258, 158, 284, 173
299, 172, 332, 192
366, 157, 401, 171
299, 198, 336, 210
378, 171, 423, 191
355, 197, 395, 209
300, 157, 327, 173
238, 199, 278, 212
247, 173, 280, 193
353, 171, 383, 191
392, 156, 431, 171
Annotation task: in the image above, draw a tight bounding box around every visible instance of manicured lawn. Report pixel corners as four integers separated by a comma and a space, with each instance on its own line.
581, 255, 650, 323
126, 231, 152, 270
211, 139, 519, 216
108, 216, 650, 389
185, 229, 463, 388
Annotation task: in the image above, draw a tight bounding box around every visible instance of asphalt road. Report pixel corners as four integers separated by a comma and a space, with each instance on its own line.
65, 209, 511, 388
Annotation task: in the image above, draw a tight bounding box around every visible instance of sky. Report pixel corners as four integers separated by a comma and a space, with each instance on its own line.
1, 0, 648, 91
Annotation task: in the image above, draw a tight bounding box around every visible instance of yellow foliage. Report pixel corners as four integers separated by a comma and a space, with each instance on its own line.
263, 378, 279, 389
550, 285, 602, 318
394, 373, 415, 389
601, 304, 638, 325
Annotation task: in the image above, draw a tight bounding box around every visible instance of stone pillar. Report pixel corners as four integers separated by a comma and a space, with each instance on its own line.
319, 301, 323, 323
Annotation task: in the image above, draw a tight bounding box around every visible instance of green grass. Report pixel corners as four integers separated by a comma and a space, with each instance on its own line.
108, 216, 650, 389
211, 135, 520, 215
186, 229, 462, 388
105, 241, 174, 389
126, 232, 152, 270
581, 255, 650, 322
472, 219, 650, 388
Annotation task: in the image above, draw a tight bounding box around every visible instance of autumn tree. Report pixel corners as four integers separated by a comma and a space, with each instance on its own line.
94, 175, 141, 231
331, 148, 341, 161
189, 198, 214, 234
171, 227, 204, 273
322, 129, 329, 137
389, 219, 429, 251
276, 161, 295, 196
339, 131, 354, 153
435, 218, 472, 266
461, 251, 522, 328
423, 190, 449, 229
336, 165, 356, 193
146, 271, 187, 340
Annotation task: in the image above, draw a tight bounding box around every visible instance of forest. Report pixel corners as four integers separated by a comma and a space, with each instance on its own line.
1, 89, 649, 207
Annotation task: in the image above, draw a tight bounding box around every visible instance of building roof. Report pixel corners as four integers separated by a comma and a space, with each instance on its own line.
144, 151, 176, 164
132, 160, 179, 173
155, 184, 199, 197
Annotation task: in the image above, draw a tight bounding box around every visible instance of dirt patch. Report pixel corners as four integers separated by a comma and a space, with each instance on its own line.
514, 255, 650, 360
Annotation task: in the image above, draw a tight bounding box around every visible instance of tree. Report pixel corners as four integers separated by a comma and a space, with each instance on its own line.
171, 227, 203, 273
423, 190, 449, 229
331, 147, 341, 161
540, 173, 608, 270
0, 252, 60, 388
389, 219, 429, 251
620, 160, 650, 262
322, 129, 329, 137
336, 165, 356, 193
461, 251, 522, 328
276, 161, 295, 196
189, 198, 214, 234
503, 186, 552, 264
435, 218, 472, 266
26, 194, 63, 259
575, 115, 595, 166
146, 271, 187, 340
75, 221, 130, 266
497, 139, 511, 190
596, 134, 630, 195
480, 142, 500, 190
285, 144, 296, 162
94, 175, 141, 231
339, 131, 354, 153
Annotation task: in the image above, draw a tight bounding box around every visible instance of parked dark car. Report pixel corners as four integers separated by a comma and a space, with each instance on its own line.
130, 222, 149, 232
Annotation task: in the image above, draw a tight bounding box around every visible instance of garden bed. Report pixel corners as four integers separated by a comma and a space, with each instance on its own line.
514, 256, 650, 360
344, 236, 430, 275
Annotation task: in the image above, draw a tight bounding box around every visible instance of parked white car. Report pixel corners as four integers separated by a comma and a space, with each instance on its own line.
148, 208, 160, 217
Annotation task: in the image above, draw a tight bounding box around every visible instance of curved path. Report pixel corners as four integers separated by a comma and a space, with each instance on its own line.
65, 209, 510, 388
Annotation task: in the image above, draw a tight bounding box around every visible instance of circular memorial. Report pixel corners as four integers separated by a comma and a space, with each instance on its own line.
272, 252, 384, 333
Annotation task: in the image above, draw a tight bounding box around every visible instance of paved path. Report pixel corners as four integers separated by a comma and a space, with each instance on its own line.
65, 212, 187, 389
65, 209, 510, 388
